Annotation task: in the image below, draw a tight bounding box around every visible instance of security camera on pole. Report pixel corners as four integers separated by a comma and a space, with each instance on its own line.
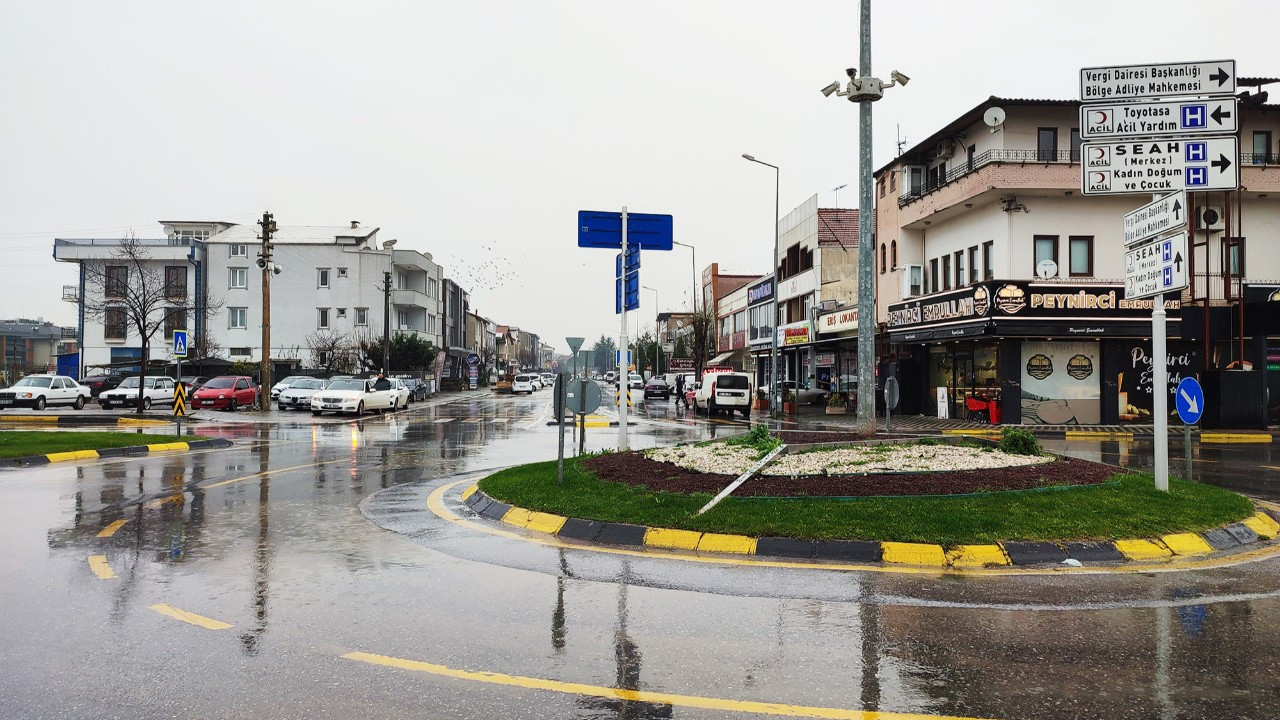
257, 212, 277, 407
1078, 59, 1238, 491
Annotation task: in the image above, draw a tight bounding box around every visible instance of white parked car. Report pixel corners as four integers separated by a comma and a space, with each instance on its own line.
389, 378, 411, 410
540, 372, 556, 388
310, 377, 398, 416
277, 377, 326, 411
694, 371, 752, 418
511, 374, 535, 395
0, 374, 91, 410
627, 373, 644, 390
98, 375, 177, 411
270, 375, 313, 400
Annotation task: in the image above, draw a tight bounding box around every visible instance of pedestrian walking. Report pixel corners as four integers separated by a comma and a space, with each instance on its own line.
674, 373, 686, 409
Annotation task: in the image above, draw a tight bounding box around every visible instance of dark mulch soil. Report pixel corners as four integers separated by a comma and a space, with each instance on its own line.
582, 451, 1114, 498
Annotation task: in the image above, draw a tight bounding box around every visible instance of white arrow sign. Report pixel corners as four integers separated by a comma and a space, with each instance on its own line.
1125, 233, 1188, 300
1179, 387, 1199, 416
1080, 60, 1235, 101
1123, 192, 1186, 247
1080, 97, 1237, 140
1081, 137, 1238, 196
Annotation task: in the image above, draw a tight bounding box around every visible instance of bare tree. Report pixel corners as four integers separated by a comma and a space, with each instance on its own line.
687, 305, 717, 378
305, 330, 356, 375
81, 234, 207, 413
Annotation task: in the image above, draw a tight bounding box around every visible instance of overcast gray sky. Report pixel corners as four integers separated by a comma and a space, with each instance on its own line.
2, 1, 1275, 353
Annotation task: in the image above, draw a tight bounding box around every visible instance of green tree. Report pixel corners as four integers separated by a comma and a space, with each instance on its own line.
359, 333, 439, 372
590, 335, 617, 373
673, 336, 689, 358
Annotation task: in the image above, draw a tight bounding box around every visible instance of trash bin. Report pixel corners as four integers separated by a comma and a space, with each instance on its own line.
988, 399, 1001, 425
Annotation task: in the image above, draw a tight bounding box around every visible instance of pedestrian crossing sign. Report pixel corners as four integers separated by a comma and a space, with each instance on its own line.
173, 382, 188, 417
173, 329, 188, 358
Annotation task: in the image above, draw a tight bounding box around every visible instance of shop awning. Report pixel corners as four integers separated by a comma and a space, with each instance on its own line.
707, 351, 737, 365
889, 321, 989, 344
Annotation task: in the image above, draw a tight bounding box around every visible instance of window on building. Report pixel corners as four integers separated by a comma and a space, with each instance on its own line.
336, 308, 347, 319
398, 272, 409, 290
318, 268, 330, 288
719, 315, 731, 337
397, 310, 408, 329
428, 277, 438, 298
953, 251, 964, 288
317, 308, 330, 329
891, 240, 897, 268
941, 255, 952, 291
355, 308, 368, 325
1068, 236, 1093, 276
230, 347, 251, 357
173, 229, 210, 243
909, 167, 923, 194
968, 246, 979, 284
967, 144, 976, 172
907, 265, 923, 297
1037, 128, 1058, 162
428, 315, 437, 334
164, 266, 187, 299
929, 258, 939, 294
163, 307, 186, 338
229, 267, 247, 289
878, 177, 885, 198
733, 310, 746, 334
880, 243, 886, 274
983, 241, 994, 280
1070, 128, 1082, 162
1034, 235, 1059, 275
105, 266, 128, 298
104, 307, 126, 339
889, 171, 896, 192
229, 307, 247, 329
1224, 238, 1245, 276
1254, 131, 1273, 164
337, 267, 348, 278
230, 244, 248, 257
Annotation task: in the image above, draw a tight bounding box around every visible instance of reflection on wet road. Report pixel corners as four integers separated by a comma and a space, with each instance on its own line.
2, 388, 1278, 719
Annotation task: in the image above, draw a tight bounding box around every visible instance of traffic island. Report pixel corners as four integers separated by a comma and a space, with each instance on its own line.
0, 430, 231, 468
470, 430, 1276, 569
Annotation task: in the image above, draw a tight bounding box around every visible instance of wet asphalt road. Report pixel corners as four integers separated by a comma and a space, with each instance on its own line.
2, 388, 1279, 720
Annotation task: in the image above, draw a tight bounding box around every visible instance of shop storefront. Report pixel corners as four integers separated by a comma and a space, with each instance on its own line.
887, 282, 1181, 425
745, 277, 774, 390
815, 307, 860, 395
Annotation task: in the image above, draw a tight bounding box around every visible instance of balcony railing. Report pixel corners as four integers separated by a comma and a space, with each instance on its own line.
1191, 273, 1244, 301
1242, 152, 1280, 166
898, 149, 1078, 206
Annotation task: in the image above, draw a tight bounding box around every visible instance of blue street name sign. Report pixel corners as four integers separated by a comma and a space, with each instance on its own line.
172, 329, 188, 358
578, 211, 673, 250
1175, 377, 1204, 425
615, 271, 639, 314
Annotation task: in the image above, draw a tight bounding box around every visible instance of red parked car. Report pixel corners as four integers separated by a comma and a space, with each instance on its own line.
192, 375, 257, 411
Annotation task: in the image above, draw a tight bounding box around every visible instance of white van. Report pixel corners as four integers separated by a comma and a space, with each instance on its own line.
604, 371, 617, 383
511, 374, 535, 395
693, 371, 752, 418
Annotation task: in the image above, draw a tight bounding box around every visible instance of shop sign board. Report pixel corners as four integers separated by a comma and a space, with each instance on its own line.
746, 278, 774, 306
1081, 137, 1238, 195
1124, 233, 1188, 300
1080, 60, 1235, 101
1123, 191, 1186, 247
777, 321, 812, 347
817, 307, 859, 335
777, 269, 817, 302
1080, 97, 1237, 140
887, 285, 991, 330
815, 353, 835, 367
668, 358, 694, 370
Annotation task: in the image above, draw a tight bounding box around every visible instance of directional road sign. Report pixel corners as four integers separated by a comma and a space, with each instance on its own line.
173, 382, 188, 417
564, 379, 602, 416
1081, 137, 1238, 195
615, 271, 639, 314
578, 211, 674, 250
1175, 377, 1204, 424
1080, 60, 1235, 101
1125, 232, 1188, 300
1080, 97, 1237, 140
1123, 192, 1186, 247
565, 336, 585, 355
172, 329, 188, 358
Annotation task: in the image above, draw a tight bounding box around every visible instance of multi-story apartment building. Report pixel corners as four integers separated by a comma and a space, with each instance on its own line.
873, 89, 1280, 426
55, 219, 449, 375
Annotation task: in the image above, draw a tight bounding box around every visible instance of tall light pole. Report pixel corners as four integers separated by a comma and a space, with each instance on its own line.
382, 239, 397, 373
742, 154, 780, 413
643, 286, 659, 377
672, 241, 698, 311
821, 1, 909, 431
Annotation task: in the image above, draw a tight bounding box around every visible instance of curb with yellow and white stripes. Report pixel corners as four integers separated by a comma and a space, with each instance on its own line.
461, 484, 1280, 569
0, 438, 233, 469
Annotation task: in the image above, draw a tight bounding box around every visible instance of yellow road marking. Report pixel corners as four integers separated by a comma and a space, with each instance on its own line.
45, 450, 100, 463
946, 545, 1010, 567
524, 511, 568, 535
342, 650, 997, 720
460, 484, 479, 502
644, 527, 703, 551
1160, 533, 1213, 556
1065, 431, 1134, 440
1201, 433, 1272, 444
146, 442, 190, 452
0, 415, 59, 423
431, 480, 1280, 576
149, 603, 232, 630
117, 418, 170, 426
97, 519, 129, 538
1243, 512, 1280, 537
698, 532, 756, 555
1115, 539, 1172, 561
87, 555, 116, 579
882, 542, 947, 567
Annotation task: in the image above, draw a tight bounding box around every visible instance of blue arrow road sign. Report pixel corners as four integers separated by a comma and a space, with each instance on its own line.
578, 211, 673, 250
1175, 377, 1204, 424
172, 329, 188, 358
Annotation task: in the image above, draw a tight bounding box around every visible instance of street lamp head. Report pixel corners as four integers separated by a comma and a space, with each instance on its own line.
821, 81, 841, 97
383, 239, 398, 249
741, 153, 755, 161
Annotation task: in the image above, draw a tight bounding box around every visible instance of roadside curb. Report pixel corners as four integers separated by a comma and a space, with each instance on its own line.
0, 415, 174, 427
460, 485, 1280, 570
0, 438, 234, 469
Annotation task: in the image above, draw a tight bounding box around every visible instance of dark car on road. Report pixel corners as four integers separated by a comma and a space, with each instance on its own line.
80, 372, 131, 397
643, 377, 671, 400
401, 379, 429, 402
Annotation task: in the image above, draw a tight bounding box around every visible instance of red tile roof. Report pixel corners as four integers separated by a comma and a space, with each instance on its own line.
817, 208, 867, 248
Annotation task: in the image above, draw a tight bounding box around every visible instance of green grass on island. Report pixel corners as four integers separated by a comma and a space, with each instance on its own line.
478, 457, 1256, 545
0, 431, 205, 459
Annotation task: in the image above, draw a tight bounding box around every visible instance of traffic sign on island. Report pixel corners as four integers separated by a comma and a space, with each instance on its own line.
1125, 232, 1187, 300
578, 211, 673, 250
173, 329, 188, 358
1175, 377, 1204, 425
1123, 191, 1186, 247
1080, 97, 1237, 140
1081, 137, 1238, 195
1080, 60, 1235, 101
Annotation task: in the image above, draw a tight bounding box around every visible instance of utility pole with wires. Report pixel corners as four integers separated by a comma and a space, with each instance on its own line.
382, 271, 392, 373
257, 212, 276, 408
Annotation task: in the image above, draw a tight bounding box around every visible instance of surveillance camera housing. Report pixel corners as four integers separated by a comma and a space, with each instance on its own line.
890, 70, 910, 86
845, 68, 858, 78
821, 81, 841, 97
272, 264, 282, 275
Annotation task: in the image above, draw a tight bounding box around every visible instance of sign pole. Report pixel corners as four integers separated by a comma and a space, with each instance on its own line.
1153, 294, 1169, 491
175, 355, 182, 437
556, 375, 566, 486
1184, 421, 1193, 482
618, 206, 629, 452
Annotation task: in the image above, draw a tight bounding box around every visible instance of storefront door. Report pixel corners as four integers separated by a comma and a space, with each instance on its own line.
951, 352, 972, 419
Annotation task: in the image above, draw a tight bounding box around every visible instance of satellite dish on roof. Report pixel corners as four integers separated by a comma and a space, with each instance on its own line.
1037, 259, 1058, 279
983, 107, 1006, 132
